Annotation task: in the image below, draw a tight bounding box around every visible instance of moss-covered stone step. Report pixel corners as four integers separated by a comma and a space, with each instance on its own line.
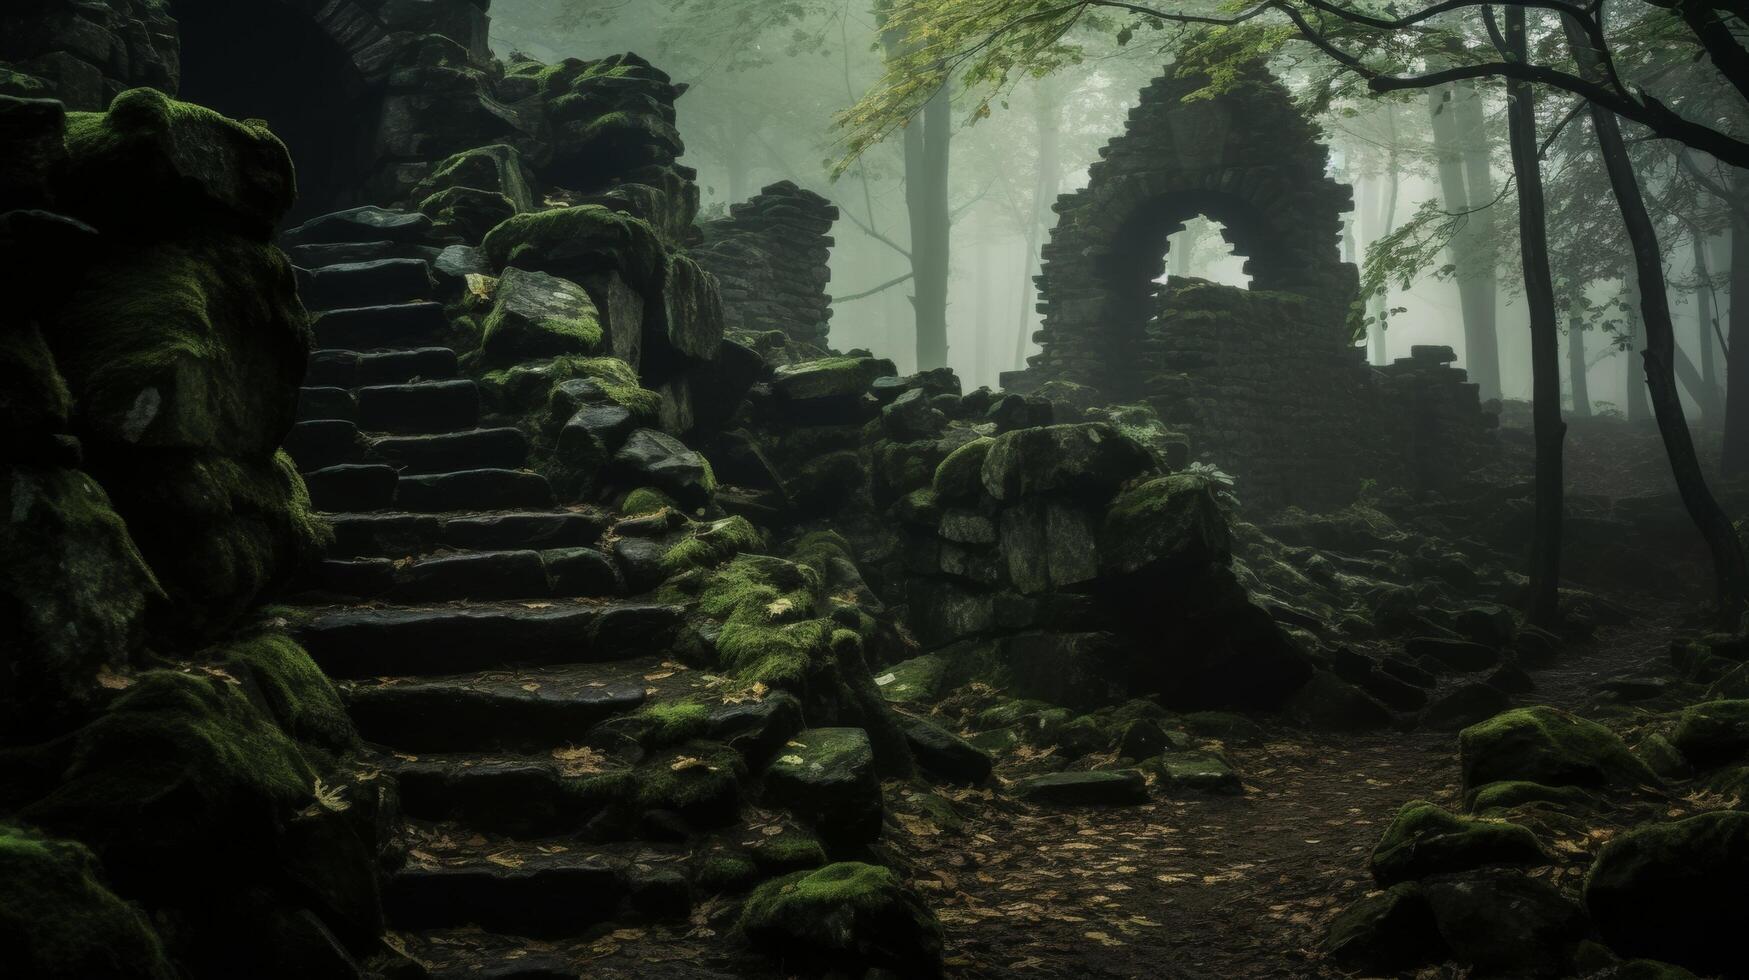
313, 301, 452, 351
283, 205, 435, 247
396, 468, 556, 512
343, 659, 656, 753
367, 427, 528, 474
301, 258, 435, 312
295, 601, 684, 677
380, 742, 744, 839
356, 380, 480, 435
306, 347, 458, 388
284, 419, 366, 472
304, 463, 399, 512
315, 547, 621, 603
286, 239, 434, 270
325, 510, 610, 558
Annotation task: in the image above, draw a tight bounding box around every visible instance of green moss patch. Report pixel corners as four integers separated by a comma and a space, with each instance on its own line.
0, 824, 176, 980
739, 862, 944, 977
1459, 706, 1657, 794
1370, 800, 1547, 885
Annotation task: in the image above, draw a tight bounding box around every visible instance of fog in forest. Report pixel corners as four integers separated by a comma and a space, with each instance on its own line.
490, 0, 1728, 416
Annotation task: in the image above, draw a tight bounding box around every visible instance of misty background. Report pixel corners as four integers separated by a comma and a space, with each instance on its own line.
486, 1, 1723, 416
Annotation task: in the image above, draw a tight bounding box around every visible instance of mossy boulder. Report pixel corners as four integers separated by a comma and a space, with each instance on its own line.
1325, 881, 1444, 974
479, 267, 603, 366
1584, 810, 1749, 976
650, 251, 724, 365
979, 422, 1153, 503
482, 205, 665, 295
0, 824, 175, 980
1098, 474, 1231, 580
762, 727, 882, 847
1670, 699, 1749, 768
1148, 750, 1242, 795
663, 516, 764, 574
1459, 706, 1656, 794
222, 632, 355, 757
771, 356, 896, 406
56, 88, 295, 239
418, 185, 516, 243
0, 467, 161, 731
99, 450, 328, 637
739, 862, 944, 977
48, 236, 310, 458
1422, 867, 1586, 977
932, 436, 993, 503
411, 143, 536, 213
1465, 780, 1596, 813
1370, 801, 1547, 885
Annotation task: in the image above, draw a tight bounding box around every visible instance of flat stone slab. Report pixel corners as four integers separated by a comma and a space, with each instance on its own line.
303, 258, 433, 311
396, 469, 555, 512
314, 301, 452, 351
323, 511, 607, 559
356, 380, 480, 435
369, 428, 527, 474
307, 347, 458, 388
1012, 770, 1148, 806
295, 601, 683, 677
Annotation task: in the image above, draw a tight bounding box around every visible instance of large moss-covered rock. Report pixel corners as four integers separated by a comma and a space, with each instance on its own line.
762, 727, 882, 847
1370, 801, 1547, 885
411, 143, 537, 213
0, 824, 175, 980
650, 251, 724, 366
739, 862, 944, 977
979, 423, 1153, 502
1670, 700, 1749, 768
21, 669, 381, 973
417, 185, 515, 243
48, 236, 310, 458
1585, 811, 1749, 976
222, 632, 356, 758
98, 450, 327, 638
479, 267, 603, 366
56, 88, 295, 239
0, 466, 161, 732
483, 204, 666, 296
1422, 868, 1585, 977
771, 356, 896, 406
1098, 474, 1231, 579
1324, 881, 1444, 974
1459, 706, 1656, 794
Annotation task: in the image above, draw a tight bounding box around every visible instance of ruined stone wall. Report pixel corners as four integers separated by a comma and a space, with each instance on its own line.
0, 0, 178, 110
694, 181, 838, 350
1009, 64, 1495, 509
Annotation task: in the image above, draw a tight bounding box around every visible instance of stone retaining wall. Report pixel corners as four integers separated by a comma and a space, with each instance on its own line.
695, 181, 838, 350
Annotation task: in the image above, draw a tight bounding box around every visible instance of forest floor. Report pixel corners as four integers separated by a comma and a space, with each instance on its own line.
417, 613, 1673, 980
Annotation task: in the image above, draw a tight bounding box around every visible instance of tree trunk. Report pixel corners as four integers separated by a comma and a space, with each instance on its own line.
1728, 180, 1749, 475
906, 84, 952, 370
1504, 6, 1565, 627
1567, 16, 1749, 620
1697, 232, 1720, 412
1453, 79, 1504, 400
1568, 296, 1592, 419
1015, 79, 1060, 370
1624, 272, 1649, 421
1427, 82, 1500, 399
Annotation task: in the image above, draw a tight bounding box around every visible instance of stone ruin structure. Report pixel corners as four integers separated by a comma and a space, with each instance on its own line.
1004, 65, 1494, 509
695, 181, 839, 352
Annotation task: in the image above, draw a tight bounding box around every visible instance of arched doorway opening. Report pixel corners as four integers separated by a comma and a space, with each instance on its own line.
172, 0, 377, 222
1155, 216, 1254, 290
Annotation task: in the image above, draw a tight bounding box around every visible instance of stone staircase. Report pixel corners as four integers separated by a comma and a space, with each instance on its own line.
277, 218, 812, 971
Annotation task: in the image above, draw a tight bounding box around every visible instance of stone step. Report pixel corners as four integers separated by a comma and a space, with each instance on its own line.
313, 302, 452, 351
396, 469, 555, 512
316, 547, 623, 602
325, 511, 610, 559
342, 659, 660, 753
383, 833, 689, 931
286, 240, 431, 270
295, 602, 684, 678
283, 419, 364, 472
304, 464, 399, 513
283, 206, 433, 247
356, 380, 480, 435
369, 428, 528, 474
295, 386, 356, 423
385, 756, 617, 837
302, 258, 433, 312
306, 347, 458, 388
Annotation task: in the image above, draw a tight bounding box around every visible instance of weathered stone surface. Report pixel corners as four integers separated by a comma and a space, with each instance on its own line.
1370, 801, 1546, 886
1012, 770, 1148, 806
1422, 868, 1585, 977
902, 716, 992, 785
740, 862, 944, 978
479, 267, 602, 366
1585, 811, 1749, 976
979, 423, 1152, 502
1459, 706, 1657, 794
695, 181, 838, 349
612, 428, 712, 506
762, 727, 882, 846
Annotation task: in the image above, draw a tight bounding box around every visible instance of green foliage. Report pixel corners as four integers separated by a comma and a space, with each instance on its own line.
663, 516, 766, 573
0, 825, 176, 980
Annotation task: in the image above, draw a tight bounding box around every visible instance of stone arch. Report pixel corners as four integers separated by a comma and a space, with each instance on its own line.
1024, 65, 1356, 399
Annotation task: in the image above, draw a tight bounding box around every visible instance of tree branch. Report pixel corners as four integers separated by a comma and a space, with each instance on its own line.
833, 271, 915, 303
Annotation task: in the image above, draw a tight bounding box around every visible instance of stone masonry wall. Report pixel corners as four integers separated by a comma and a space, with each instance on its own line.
694, 181, 838, 350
